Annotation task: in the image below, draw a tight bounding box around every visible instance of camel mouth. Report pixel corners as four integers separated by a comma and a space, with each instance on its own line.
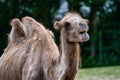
78, 29, 89, 42
79, 31, 86, 34
79, 33, 90, 42
79, 29, 88, 35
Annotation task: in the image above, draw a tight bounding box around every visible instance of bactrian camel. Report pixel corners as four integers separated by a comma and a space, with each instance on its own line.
0, 12, 89, 80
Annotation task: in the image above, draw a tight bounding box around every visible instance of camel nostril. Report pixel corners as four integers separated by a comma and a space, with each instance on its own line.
79, 23, 89, 30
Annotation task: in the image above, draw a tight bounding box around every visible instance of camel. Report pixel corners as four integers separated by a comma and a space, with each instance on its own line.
0, 12, 89, 80
54, 12, 89, 80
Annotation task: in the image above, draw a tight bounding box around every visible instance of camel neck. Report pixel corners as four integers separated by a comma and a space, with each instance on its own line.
59, 28, 80, 80
60, 28, 80, 59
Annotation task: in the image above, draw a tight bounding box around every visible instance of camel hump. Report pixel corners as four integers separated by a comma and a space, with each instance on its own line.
9, 18, 26, 43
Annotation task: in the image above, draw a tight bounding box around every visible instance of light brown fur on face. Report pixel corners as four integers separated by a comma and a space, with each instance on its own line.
54, 13, 90, 42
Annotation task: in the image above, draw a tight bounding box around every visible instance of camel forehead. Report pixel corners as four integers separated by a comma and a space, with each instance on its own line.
68, 17, 82, 23
62, 14, 84, 24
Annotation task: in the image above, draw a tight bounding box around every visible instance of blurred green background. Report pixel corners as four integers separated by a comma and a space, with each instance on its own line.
0, 0, 120, 68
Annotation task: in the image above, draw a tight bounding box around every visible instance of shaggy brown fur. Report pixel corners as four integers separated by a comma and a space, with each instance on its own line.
0, 12, 89, 80
0, 17, 60, 80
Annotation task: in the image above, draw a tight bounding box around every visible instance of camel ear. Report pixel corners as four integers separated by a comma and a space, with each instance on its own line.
9, 18, 26, 43
54, 21, 62, 30
84, 19, 89, 24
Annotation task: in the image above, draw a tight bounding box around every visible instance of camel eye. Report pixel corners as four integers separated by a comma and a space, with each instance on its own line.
79, 23, 84, 26
64, 22, 70, 27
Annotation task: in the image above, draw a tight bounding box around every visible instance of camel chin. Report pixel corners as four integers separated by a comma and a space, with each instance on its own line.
79, 32, 90, 42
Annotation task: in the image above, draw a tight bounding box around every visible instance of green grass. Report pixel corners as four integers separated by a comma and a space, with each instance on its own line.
75, 66, 120, 80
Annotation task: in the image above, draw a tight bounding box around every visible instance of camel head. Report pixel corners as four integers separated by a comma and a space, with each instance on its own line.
54, 12, 90, 42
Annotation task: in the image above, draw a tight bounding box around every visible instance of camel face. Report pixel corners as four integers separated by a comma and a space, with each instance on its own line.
66, 16, 89, 42
54, 13, 90, 42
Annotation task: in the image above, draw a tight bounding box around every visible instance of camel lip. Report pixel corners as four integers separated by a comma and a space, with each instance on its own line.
79, 33, 90, 42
